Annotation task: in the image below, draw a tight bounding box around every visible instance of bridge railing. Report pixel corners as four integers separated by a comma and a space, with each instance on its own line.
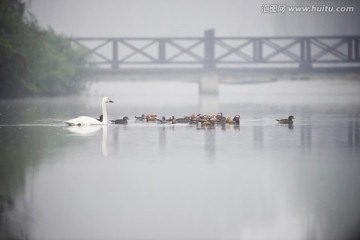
69, 30, 360, 71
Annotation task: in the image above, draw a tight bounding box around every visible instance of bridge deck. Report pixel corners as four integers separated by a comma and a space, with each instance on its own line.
70, 30, 360, 72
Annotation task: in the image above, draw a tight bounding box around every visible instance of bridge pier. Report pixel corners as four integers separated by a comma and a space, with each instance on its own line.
199, 70, 219, 95
299, 38, 312, 71
200, 29, 219, 95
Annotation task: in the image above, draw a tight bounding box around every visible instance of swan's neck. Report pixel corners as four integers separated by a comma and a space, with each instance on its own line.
102, 101, 108, 124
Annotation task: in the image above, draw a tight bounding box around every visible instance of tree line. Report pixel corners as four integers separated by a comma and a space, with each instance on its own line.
0, 0, 88, 98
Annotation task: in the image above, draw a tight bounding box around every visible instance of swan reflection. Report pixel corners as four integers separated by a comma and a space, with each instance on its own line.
64, 125, 102, 136
64, 125, 108, 156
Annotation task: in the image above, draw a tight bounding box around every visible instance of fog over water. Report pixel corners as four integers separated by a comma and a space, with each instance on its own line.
1, 79, 360, 240
1, 1, 360, 240
28, 0, 360, 37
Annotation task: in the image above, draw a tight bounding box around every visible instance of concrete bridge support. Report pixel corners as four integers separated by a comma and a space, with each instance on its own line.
199, 71, 219, 95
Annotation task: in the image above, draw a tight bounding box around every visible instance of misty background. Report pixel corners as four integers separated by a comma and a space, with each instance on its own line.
1, 1, 360, 239
28, 0, 360, 38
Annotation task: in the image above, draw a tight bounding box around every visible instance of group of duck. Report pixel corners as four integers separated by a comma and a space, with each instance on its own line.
98, 113, 242, 127
99, 113, 295, 127
64, 97, 295, 127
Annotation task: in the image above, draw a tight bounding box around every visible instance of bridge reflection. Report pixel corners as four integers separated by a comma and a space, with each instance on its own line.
348, 117, 360, 147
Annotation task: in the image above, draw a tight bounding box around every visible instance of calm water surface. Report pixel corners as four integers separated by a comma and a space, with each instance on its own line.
0, 79, 360, 240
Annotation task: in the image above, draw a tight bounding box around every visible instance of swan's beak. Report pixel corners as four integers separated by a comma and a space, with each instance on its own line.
109, 100, 114, 103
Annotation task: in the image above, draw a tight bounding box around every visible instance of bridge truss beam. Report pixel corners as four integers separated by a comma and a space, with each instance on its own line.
69, 30, 360, 71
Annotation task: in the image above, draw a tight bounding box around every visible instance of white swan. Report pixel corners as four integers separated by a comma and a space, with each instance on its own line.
64, 97, 114, 126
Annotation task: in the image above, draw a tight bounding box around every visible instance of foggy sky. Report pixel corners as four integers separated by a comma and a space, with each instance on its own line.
28, 0, 360, 37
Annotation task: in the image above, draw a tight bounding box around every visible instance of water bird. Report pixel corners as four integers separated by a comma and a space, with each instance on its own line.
276, 115, 295, 124
65, 97, 113, 126
156, 116, 168, 124
209, 114, 220, 124
225, 116, 235, 124
225, 115, 240, 125
233, 115, 240, 125
216, 112, 224, 121
135, 114, 146, 121
170, 116, 177, 124
197, 119, 213, 127
174, 116, 190, 123
146, 114, 157, 122
191, 114, 202, 121
163, 116, 173, 122
111, 116, 129, 124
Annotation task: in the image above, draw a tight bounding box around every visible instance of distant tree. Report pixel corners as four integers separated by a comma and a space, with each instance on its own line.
0, 0, 87, 98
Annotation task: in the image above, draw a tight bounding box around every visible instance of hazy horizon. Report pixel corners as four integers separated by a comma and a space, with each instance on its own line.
27, 0, 360, 37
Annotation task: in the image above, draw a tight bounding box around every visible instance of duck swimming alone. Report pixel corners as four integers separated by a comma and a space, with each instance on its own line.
276, 115, 294, 124
111, 116, 129, 124
65, 97, 113, 126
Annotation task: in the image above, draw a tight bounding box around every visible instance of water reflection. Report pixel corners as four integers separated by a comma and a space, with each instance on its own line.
205, 130, 216, 163
158, 126, 167, 153
0, 194, 14, 239
102, 125, 108, 156
301, 125, 312, 149
348, 118, 359, 147
1, 80, 360, 240
64, 125, 102, 136
63, 125, 109, 156
0, 194, 28, 239
253, 124, 263, 148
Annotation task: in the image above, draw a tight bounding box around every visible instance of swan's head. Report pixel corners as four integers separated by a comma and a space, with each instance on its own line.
102, 97, 114, 104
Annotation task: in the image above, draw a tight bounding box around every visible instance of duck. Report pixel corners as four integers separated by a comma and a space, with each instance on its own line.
213, 113, 226, 125
197, 120, 212, 127
233, 115, 240, 125
216, 112, 224, 121
225, 116, 234, 124
65, 97, 113, 126
189, 114, 199, 123
174, 116, 190, 123
111, 116, 129, 124
171, 116, 177, 124
194, 114, 203, 121
218, 116, 226, 125
146, 114, 157, 122
164, 116, 173, 122
209, 114, 219, 124
135, 114, 146, 121
276, 115, 295, 124
156, 116, 168, 124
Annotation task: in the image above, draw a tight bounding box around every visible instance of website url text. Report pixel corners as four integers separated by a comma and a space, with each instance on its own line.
262, 5, 355, 13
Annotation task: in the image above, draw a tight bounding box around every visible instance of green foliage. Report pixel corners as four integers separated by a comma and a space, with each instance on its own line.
0, 0, 87, 98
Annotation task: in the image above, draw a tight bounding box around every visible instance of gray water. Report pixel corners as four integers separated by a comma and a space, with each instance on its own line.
1, 79, 360, 240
